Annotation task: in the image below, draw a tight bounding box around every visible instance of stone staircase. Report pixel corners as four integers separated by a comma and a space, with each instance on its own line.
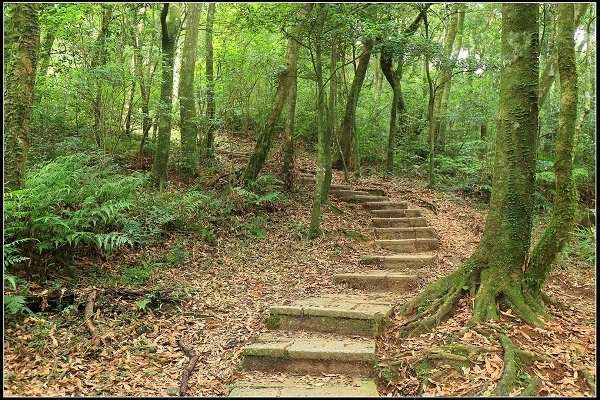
227, 172, 439, 397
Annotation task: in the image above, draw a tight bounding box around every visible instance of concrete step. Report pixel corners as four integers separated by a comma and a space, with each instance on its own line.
375, 238, 439, 252
374, 227, 436, 240
360, 254, 437, 269
241, 333, 376, 376
355, 187, 386, 196
362, 201, 408, 210
372, 217, 428, 228
347, 195, 389, 204
330, 183, 352, 190
228, 376, 378, 397
330, 189, 370, 198
333, 272, 419, 292
371, 209, 422, 218
268, 294, 394, 337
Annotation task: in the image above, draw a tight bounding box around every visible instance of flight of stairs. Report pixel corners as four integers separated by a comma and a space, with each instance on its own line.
227, 171, 439, 397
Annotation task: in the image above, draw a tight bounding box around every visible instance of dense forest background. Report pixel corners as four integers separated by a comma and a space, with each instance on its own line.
3, 3, 596, 397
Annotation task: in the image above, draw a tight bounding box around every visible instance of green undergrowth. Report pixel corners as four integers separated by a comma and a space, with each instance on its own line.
3, 152, 287, 314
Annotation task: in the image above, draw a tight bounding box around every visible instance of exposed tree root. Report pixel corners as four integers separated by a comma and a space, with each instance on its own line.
177, 338, 199, 396
492, 334, 517, 396
84, 290, 100, 346
519, 376, 540, 396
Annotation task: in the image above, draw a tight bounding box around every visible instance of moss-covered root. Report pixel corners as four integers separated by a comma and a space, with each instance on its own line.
519, 376, 540, 397
398, 268, 468, 337
492, 334, 518, 396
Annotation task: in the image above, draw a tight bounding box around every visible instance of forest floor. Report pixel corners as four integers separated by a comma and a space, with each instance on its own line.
3, 132, 596, 397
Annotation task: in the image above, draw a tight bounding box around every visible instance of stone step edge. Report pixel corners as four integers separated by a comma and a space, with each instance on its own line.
227, 377, 378, 397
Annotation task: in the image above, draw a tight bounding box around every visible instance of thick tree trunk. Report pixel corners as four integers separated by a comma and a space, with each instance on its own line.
205, 3, 216, 158
4, 4, 40, 190
179, 3, 202, 177
525, 4, 578, 297
400, 4, 542, 335
574, 8, 594, 136
150, 4, 181, 187
243, 3, 311, 183
308, 5, 327, 238
335, 39, 373, 172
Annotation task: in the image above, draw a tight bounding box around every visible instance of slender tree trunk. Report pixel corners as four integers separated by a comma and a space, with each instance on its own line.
150, 4, 181, 187
281, 77, 297, 190
4, 4, 40, 190
574, 8, 594, 136
538, 3, 588, 108
335, 39, 373, 172
205, 3, 216, 158
91, 5, 112, 148
433, 4, 463, 153
399, 4, 543, 337
424, 12, 436, 188
243, 3, 312, 183
37, 25, 55, 77
179, 3, 202, 177
436, 4, 465, 152
124, 72, 135, 137
322, 34, 337, 204
525, 3, 578, 297
308, 5, 327, 238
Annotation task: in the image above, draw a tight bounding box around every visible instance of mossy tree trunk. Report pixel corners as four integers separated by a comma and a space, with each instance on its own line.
179, 3, 202, 177
150, 3, 181, 187
538, 3, 588, 109
335, 39, 373, 173
4, 3, 40, 190
243, 3, 311, 183
308, 5, 328, 238
525, 3, 578, 298
400, 4, 543, 335
204, 3, 216, 159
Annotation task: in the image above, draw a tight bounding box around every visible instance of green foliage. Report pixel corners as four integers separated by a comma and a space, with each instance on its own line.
234, 175, 286, 208
561, 226, 596, 264
119, 259, 162, 286
4, 153, 146, 259
238, 215, 270, 240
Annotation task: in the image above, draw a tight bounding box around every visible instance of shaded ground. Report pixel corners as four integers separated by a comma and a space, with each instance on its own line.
3, 132, 596, 396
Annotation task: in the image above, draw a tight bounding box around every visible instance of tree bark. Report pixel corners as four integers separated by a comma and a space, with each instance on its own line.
335, 39, 373, 172
424, 11, 436, 188
399, 4, 542, 335
525, 3, 578, 297
150, 3, 181, 187
322, 33, 338, 204
204, 3, 216, 158
179, 3, 202, 177
538, 3, 588, 108
308, 5, 328, 238
281, 76, 297, 190
434, 4, 465, 153
4, 4, 40, 190
243, 3, 312, 183
91, 5, 113, 148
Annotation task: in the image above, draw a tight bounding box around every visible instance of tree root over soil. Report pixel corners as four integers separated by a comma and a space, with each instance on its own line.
84, 289, 100, 346
177, 338, 199, 396
397, 260, 553, 338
